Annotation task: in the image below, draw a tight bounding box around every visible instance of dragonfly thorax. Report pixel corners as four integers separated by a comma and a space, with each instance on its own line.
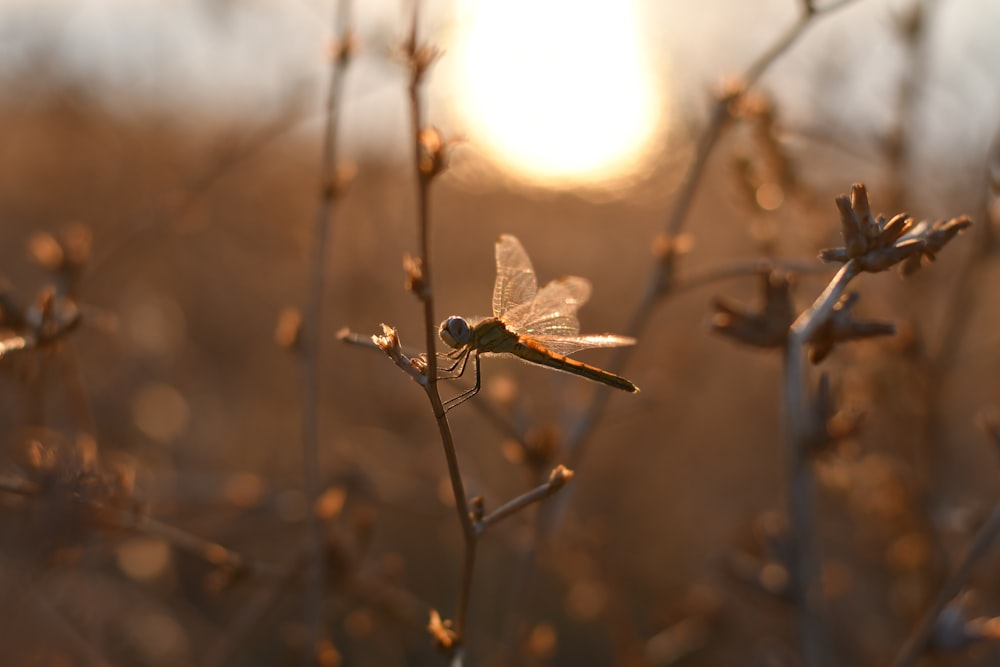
439, 316, 474, 349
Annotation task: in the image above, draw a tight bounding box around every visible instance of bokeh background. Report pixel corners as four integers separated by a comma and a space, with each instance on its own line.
1, 0, 999, 665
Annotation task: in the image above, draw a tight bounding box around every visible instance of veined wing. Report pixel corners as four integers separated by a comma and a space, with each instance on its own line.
492, 235, 537, 319
503, 275, 591, 335
527, 333, 636, 357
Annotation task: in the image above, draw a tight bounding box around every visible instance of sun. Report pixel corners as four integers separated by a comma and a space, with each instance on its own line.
448, 0, 662, 188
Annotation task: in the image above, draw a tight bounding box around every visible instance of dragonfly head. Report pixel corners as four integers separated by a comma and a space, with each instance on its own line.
439, 316, 472, 349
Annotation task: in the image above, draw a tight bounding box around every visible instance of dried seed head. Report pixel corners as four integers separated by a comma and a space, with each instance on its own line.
548, 464, 574, 489
324, 161, 357, 199
417, 127, 453, 179
28, 232, 65, 271
896, 2, 925, 41
651, 233, 692, 294
818, 247, 851, 263
275, 306, 303, 351
327, 32, 357, 66
900, 215, 973, 275
863, 238, 925, 273
427, 609, 458, 652
524, 623, 558, 660
807, 292, 895, 363
315, 639, 343, 667
730, 89, 771, 120
403, 254, 427, 298
710, 268, 794, 349
932, 592, 981, 652
821, 183, 970, 273
372, 323, 401, 356
880, 212, 913, 244
470, 495, 485, 522
835, 193, 867, 257
402, 36, 441, 86
717, 75, 747, 105
850, 183, 874, 234
314, 486, 347, 521
27, 224, 92, 295
652, 233, 694, 261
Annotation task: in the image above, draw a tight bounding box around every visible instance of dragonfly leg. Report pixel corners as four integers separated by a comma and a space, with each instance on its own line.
442, 353, 482, 412
437, 348, 470, 379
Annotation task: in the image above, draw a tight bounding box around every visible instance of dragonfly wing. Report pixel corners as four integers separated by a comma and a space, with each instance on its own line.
528, 333, 636, 356
492, 235, 537, 319
506, 276, 591, 336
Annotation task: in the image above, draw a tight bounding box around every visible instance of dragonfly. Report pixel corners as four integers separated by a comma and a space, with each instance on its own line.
437, 234, 638, 409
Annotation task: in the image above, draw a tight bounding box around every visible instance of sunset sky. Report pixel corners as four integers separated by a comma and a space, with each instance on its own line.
1, 0, 998, 194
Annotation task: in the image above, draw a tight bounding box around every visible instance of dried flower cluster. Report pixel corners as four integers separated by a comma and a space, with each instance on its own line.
819, 183, 971, 274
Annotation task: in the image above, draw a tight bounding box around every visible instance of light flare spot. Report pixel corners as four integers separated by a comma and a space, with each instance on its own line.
131, 382, 190, 442
451, 0, 662, 188
116, 536, 171, 582
755, 182, 784, 210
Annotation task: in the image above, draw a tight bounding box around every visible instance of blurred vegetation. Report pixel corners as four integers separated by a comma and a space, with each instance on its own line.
1, 2, 1000, 666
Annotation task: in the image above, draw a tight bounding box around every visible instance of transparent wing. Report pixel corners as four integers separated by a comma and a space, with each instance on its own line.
492, 235, 537, 319
528, 333, 636, 356
504, 276, 591, 334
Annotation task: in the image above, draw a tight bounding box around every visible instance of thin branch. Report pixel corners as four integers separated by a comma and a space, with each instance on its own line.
204, 546, 308, 667
127, 513, 287, 582
673, 258, 833, 294
339, 327, 533, 450
516, 5, 865, 648
362, 323, 537, 456
788, 262, 860, 344
883, 0, 937, 211
0, 474, 38, 495
403, 3, 476, 650
58, 344, 98, 439
890, 502, 1000, 667
565, 0, 862, 468
782, 260, 859, 667
887, 173, 998, 667
31, 594, 112, 667
477, 466, 573, 534
300, 3, 353, 663
89, 104, 308, 280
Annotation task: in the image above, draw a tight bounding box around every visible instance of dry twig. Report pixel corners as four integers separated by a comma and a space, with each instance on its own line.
783, 184, 969, 665
299, 2, 354, 662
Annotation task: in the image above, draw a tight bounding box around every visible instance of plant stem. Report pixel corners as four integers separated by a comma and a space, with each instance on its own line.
404, 3, 476, 649
478, 468, 572, 533
783, 260, 858, 667
566, 0, 862, 467
300, 2, 352, 663
890, 502, 1000, 667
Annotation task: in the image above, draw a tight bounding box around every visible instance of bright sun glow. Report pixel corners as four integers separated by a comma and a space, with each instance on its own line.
450, 0, 662, 188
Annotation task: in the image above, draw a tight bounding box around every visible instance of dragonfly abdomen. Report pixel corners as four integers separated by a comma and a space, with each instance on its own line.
514, 338, 638, 393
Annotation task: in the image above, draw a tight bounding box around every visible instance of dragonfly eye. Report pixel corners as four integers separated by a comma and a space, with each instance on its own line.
439, 316, 471, 348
